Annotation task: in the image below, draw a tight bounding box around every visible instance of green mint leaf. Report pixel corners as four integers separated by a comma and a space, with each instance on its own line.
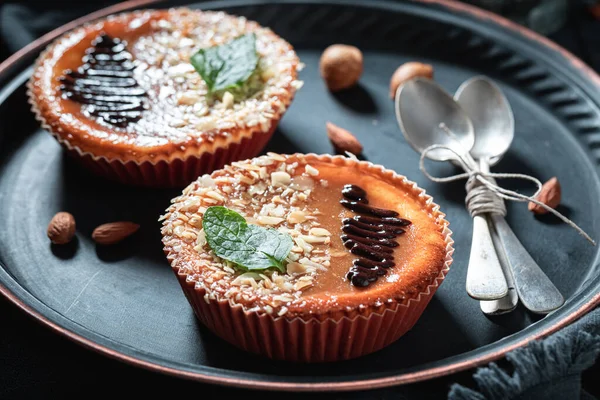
202, 206, 293, 273
190, 33, 259, 94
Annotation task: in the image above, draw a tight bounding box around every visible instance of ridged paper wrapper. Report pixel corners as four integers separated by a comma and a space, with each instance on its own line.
167, 154, 454, 362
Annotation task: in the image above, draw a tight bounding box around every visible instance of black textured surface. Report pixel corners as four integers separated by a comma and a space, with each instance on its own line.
1, 0, 600, 397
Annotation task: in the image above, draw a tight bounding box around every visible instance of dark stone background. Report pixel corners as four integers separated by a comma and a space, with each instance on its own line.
1, 1, 598, 398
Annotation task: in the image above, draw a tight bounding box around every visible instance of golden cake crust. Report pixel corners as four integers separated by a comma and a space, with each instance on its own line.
28, 8, 300, 164
161, 153, 453, 318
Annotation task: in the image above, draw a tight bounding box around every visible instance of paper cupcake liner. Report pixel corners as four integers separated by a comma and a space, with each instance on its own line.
26, 8, 298, 189
169, 154, 454, 363
28, 76, 284, 188
57, 123, 279, 188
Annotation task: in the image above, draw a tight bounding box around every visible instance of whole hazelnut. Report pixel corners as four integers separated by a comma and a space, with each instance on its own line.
319, 44, 363, 91
389, 62, 434, 99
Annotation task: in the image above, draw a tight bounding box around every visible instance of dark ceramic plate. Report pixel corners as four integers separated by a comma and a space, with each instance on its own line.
1, 0, 600, 392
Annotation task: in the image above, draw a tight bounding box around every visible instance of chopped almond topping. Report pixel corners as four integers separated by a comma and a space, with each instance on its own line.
162, 154, 334, 316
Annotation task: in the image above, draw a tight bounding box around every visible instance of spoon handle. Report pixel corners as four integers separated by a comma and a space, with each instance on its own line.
490, 215, 565, 314
466, 215, 509, 300
480, 214, 518, 315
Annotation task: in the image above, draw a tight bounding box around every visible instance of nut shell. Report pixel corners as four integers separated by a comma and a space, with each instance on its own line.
319, 44, 363, 91
47, 212, 76, 245
389, 62, 434, 98
92, 222, 140, 245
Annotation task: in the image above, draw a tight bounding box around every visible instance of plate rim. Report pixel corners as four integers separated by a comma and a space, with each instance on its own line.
1, 0, 600, 392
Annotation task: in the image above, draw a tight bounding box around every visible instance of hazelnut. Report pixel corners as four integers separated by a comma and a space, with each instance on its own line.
319, 44, 363, 91
389, 62, 434, 99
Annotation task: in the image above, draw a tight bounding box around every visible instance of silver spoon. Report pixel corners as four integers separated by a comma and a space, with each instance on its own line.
482, 217, 519, 315
453, 76, 518, 315
395, 77, 508, 301
454, 76, 565, 315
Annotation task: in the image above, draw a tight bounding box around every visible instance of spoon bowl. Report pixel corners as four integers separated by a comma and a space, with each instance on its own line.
454, 76, 514, 164
395, 77, 475, 162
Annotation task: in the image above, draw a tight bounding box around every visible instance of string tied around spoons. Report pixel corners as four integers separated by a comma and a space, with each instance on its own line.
418, 127, 596, 245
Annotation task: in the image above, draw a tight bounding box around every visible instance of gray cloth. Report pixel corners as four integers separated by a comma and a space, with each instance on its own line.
449, 307, 600, 400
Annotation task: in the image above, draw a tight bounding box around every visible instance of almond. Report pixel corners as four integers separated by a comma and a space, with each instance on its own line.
528, 177, 561, 214
326, 122, 363, 155
319, 44, 363, 91
389, 62, 434, 99
92, 221, 140, 245
47, 212, 76, 245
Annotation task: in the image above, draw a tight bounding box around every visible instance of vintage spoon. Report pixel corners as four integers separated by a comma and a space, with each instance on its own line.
395, 77, 508, 301
453, 76, 518, 315
483, 217, 519, 315
454, 76, 565, 314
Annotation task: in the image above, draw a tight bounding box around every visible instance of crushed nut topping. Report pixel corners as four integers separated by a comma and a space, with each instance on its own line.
162, 154, 330, 316
123, 9, 301, 142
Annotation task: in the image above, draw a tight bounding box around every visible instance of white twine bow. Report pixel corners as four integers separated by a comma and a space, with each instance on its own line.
419, 143, 596, 245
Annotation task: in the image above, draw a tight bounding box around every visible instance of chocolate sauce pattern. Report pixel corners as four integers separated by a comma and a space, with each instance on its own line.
340, 184, 412, 287
59, 34, 146, 127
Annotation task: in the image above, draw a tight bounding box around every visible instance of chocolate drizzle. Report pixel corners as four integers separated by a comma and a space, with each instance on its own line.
59, 33, 146, 127
340, 184, 412, 287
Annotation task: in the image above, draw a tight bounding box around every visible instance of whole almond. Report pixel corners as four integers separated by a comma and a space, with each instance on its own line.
389, 62, 434, 99
326, 122, 363, 155
92, 222, 140, 245
528, 177, 561, 214
319, 44, 363, 91
47, 212, 76, 245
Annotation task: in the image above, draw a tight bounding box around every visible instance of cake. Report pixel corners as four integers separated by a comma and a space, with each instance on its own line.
161, 153, 453, 362
28, 8, 301, 187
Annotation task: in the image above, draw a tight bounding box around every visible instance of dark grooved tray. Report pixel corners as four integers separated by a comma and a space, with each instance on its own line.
1, 0, 600, 392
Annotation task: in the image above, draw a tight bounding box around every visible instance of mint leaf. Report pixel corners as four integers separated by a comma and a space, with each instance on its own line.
190, 33, 259, 94
202, 206, 293, 273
